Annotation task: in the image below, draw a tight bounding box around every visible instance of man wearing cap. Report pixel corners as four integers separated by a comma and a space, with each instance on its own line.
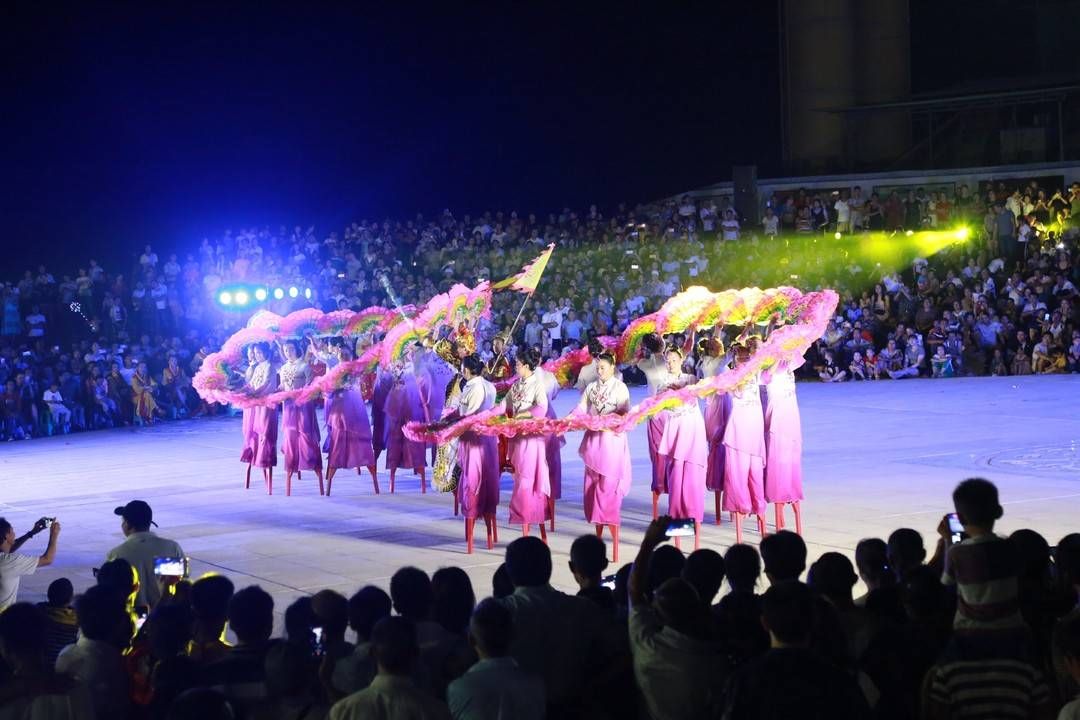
105, 500, 184, 608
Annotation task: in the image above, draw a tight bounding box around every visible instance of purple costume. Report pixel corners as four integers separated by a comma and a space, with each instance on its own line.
453, 376, 501, 519
326, 387, 376, 470
382, 365, 427, 471
507, 373, 550, 524
638, 356, 671, 493
699, 355, 730, 492
656, 372, 708, 522
763, 366, 803, 503
279, 359, 322, 473
539, 368, 563, 500
246, 360, 279, 469
575, 377, 632, 525
722, 377, 767, 514
239, 363, 258, 463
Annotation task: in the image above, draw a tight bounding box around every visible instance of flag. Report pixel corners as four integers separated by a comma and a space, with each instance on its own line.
492, 243, 555, 294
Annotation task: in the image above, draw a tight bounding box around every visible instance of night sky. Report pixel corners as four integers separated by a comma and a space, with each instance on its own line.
2, 4, 781, 270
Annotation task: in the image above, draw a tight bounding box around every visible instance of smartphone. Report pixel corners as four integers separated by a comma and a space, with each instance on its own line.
1044, 313, 1051, 321
134, 606, 149, 632
946, 513, 966, 544
600, 574, 617, 590
154, 556, 188, 577
665, 517, 697, 538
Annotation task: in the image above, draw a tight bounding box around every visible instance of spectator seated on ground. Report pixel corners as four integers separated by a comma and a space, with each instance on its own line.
202, 584, 275, 710
55, 584, 132, 719
331, 585, 392, 700
38, 577, 78, 668
188, 574, 234, 665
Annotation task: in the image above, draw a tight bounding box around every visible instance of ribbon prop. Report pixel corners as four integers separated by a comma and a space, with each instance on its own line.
404, 286, 837, 443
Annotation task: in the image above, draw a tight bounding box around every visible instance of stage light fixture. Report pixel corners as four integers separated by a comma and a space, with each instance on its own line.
288, 286, 299, 298
234, 290, 250, 306
304, 288, 312, 299
834, 232, 842, 240
954, 227, 970, 240
254, 288, 267, 301
218, 291, 233, 305
273, 288, 285, 300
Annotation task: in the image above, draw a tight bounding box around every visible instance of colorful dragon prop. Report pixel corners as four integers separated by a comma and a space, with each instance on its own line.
403, 286, 837, 443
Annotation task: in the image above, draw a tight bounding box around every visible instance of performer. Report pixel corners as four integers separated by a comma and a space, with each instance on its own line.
763, 359, 804, 534
574, 337, 621, 390
483, 333, 514, 475
537, 360, 563, 531
239, 345, 258, 488
722, 337, 768, 543
698, 335, 731, 524
506, 347, 550, 541
245, 342, 280, 494
325, 344, 378, 495
432, 326, 476, 510
382, 351, 428, 493
131, 361, 162, 426
572, 352, 631, 562
442, 354, 500, 553
277, 339, 324, 495
655, 344, 707, 550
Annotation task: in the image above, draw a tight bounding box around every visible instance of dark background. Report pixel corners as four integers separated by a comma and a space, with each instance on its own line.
1, 3, 782, 270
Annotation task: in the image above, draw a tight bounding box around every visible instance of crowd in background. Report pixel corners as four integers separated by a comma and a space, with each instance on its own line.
3, 176, 1080, 440
0, 478, 1078, 719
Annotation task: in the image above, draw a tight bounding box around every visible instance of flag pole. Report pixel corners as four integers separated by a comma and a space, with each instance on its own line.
492, 244, 555, 364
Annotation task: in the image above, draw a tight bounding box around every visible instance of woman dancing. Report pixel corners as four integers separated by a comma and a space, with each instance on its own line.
698, 335, 731, 524
572, 352, 631, 562
245, 342, 280, 494
538, 360, 563, 531
763, 358, 804, 534
506, 347, 550, 541
239, 346, 258, 488
382, 351, 428, 493
655, 344, 708, 550
722, 337, 767, 543
277, 339, 324, 496
636, 333, 670, 519
442, 354, 500, 553
324, 344, 378, 495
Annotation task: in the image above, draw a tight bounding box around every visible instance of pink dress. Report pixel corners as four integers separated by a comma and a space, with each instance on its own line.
763, 367, 803, 503
279, 359, 322, 473
382, 366, 427, 471
239, 363, 258, 463
638, 356, 670, 494
326, 387, 376, 470
247, 360, 279, 469
539, 368, 563, 501
575, 377, 632, 525
454, 376, 501, 519
699, 356, 730, 492
507, 374, 551, 525
722, 377, 767, 514
656, 372, 708, 522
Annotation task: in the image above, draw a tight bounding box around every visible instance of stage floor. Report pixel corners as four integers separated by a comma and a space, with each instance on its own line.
3, 375, 1078, 628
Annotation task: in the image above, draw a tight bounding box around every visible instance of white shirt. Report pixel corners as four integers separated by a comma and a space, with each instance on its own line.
834, 199, 851, 222
541, 310, 563, 340
55, 636, 129, 719
446, 657, 545, 720
105, 532, 184, 608
459, 376, 496, 416
0, 551, 39, 611
721, 219, 740, 241
43, 389, 65, 406
762, 215, 779, 236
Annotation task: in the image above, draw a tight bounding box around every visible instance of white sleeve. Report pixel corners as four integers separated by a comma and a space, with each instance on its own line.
459, 383, 484, 417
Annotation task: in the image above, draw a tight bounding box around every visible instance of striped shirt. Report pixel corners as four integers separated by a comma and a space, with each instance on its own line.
929, 656, 1050, 719
941, 534, 1024, 630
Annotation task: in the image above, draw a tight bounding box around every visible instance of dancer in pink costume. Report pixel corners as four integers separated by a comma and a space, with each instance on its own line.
324, 344, 378, 496
722, 337, 768, 543
277, 340, 324, 496
655, 344, 708, 551
382, 353, 428, 493
538, 362, 563, 531
698, 336, 731, 524
245, 342, 279, 494
762, 359, 804, 534
440, 354, 500, 553
571, 352, 631, 562
506, 347, 550, 541
239, 346, 258, 489
636, 333, 670, 519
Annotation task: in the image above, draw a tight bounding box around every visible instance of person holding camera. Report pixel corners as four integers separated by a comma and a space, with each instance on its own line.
0, 516, 61, 611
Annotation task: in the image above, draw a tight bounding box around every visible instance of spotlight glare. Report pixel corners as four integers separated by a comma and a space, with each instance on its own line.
288, 286, 299, 298
218, 291, 233, 305
834, 231, 842, 240
304, 288, 312, 299
234, 290, 250, 306
254, 288, 267, 301
273, 288, 285, 300
955, 227, 970, 240
905, 230, 914, 237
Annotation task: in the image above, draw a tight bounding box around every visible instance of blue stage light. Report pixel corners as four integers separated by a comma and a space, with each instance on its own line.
234, 290, 250, 306
288, 286, 299, 298
273, 288, 285, 300
304, 288, 312, 299
218, 291, 233, 305
254, 288, 268, 301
